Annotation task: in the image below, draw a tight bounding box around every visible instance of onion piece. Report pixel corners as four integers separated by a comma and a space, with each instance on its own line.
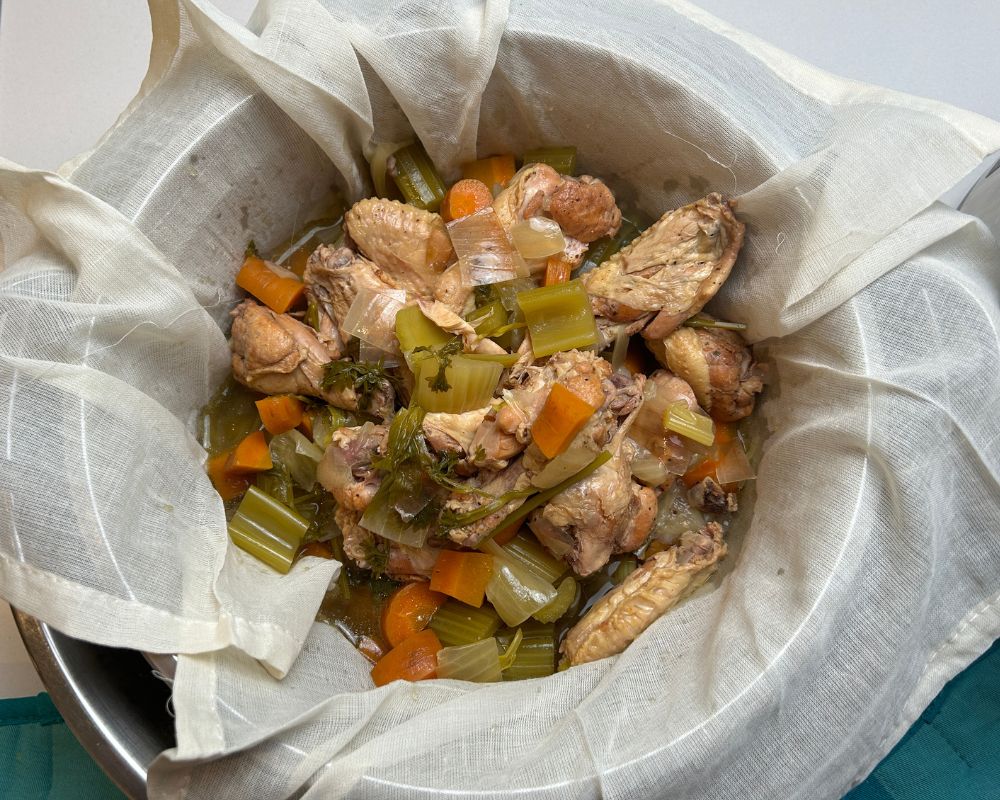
269, 429, 323, 491
510, 217, 566, 260
480, 540, 557, 627
342, 287, 407, 355
715, 438, 756, 485
448, 207, 529, 285
652, 481, 705, 546
530, 445, 597, 489
630, 448, 670, 486
435, 638, 502, 683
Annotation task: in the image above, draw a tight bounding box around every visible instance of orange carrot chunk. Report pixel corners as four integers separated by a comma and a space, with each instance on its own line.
429, 551, 494, 608
543, 253, 574, 286
235, 255, 305, 313
370, 629, 442, 687
460, 155, 516, 195
530, 383, 599, 460
440, 179, 493, 223
381, 582, 448, 647
206, 451, 251, 501
255, 395, 305, 435
226, 430, 273, 474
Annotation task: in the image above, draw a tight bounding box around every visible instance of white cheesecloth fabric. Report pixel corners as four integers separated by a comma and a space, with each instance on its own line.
0, 0, 998, 798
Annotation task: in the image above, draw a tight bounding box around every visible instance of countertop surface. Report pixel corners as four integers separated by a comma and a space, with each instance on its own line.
1, 0, 998, 699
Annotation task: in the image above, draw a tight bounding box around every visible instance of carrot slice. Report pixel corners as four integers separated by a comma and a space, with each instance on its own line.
429, 551, 494, 608
440, 179, 493, 223
370, 629, 442, 687
681, 424, 736, 487
530, 383, 599, 460
255, 395, 305, 435
460, 155, 516, 195
235, 255, 305, 313
381, 582, 448, 647
543, 253, 573, 286
206, 451, 251, 501
226, 430, 273, 474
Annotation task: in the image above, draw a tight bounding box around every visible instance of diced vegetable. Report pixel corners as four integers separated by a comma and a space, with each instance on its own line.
715, 437, 756, 485
235, 255, 305, 313
629, 383, 705, 475
529, 446, 596, 489
681, 423, 743, 488
448, 207, 529, 286
522, 146, 577, 175
663, 401, 715, 447
226, 430, 273, 474
255, 465, 294, 506
543, 253, 574, 286
387, 142, 447, 212
494, 277, 538, 311
531, 383, 599, 459
429, 551, 494, 608
489, 531, 567, 584
228, 486, 310, 574
465, 300, 508, 336
516, 279, 598, 357
630, 449, 670, 486
435, 638, 502, 682
206, 451, 251, 501
370, 629, 442, 687
480, 540, 557, 626
429, 600, 502, 646
381, 582, 447, 647
342, 287, 407, 355
200, 376, 262, 455
461, 154, 516, 196
481, 450, 612, 542
360, 472, 433, 548
532, 576, 577, 622
413, 351, 503, 414
269, 429, 322, 491
309, 406, 354, 451
395, 304, 452, 353
440, 179, 493, 223
255, 395, 305, 435
510, 217, 566, 260
498, 622, 556, 680
653, 481, 705, 546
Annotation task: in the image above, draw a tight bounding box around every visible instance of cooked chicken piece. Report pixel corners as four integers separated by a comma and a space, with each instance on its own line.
581, 193, 745, 339
527, 414, 648, 577
444, 461, 532, 548
414, 298, 487, 352
615, 481, 659, 554
492, 164, 564, 232
344, 198, 455, 297
303, 244, 398, 356
649, 323, 764, 422
562, 522, 726, 665
335, 506, 438, 581
548, 175, 622, 243
647, 369, 699, 410
432, 262, 474, 315
316, 423, 387, 512
423, 406, 491, 457
230, 300, 395, 418
632, 369, 704, 474
687, 476, 737, 514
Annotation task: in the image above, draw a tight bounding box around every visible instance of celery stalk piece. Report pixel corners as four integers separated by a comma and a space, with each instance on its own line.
413, 353, 503, 413
310, 406, 355, 451
387, 142, 447, 211
663, 401, 715, 447
465, 300, 508, 337
498, 623, 556, 680
481, 450, 612, 542
481, 540, 557, 627
255, 467, 294, 507
199, 375, 262, 455
435, 638, 503, 682
532, 576, 577, 623
395, 304, 452, 352
516, 279, 598, 357
522, 146, 577, 175
493, 531, 567, 584
463, 352, 519, 367
228, 486, 310, 574
429, 601, 502, 646
359, 468, 431, 548
269, 430, 322, 491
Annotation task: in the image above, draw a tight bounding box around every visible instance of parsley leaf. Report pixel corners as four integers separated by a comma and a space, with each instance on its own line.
413, 339, 463, 393
321, 359, 393, 412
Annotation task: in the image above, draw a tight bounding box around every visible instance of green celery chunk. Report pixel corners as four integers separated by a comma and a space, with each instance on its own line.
228, 486, 310, 574
532, 576, 577, 623
255, 466, 294, 507
497, 531, 567, 584
199, 376, 262, 455
463, 352, 519, 367
429, 601, 502, 646
522, 146, 577, 175
395, 305, 452, 352
465, 300, 508, 336
360, 466, 433, 548
388, 142, 447, 212
435, 638, 503, 682
413, 352, 503, 413
482, 544, 557, 627
516, 279, 598, 357
663, 401, 715, 447
498, 622, 556, 680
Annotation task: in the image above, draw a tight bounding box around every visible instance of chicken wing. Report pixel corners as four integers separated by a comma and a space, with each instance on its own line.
562, 522, 726, 665
316, 423, 387, 512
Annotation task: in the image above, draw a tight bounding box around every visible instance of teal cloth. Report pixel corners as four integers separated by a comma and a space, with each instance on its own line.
0, 640, 997, 799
